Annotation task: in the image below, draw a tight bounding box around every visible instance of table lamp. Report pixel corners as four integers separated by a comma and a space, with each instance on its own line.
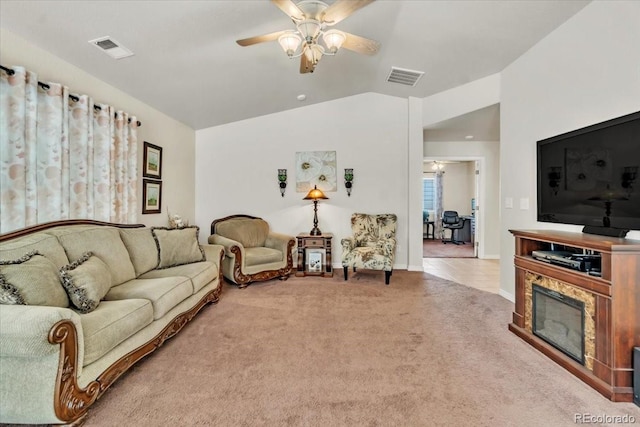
303, 185, 328, 236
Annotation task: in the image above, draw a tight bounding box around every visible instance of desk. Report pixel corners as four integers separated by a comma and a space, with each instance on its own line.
457, 216, 474, 243
423, 221, 435, 239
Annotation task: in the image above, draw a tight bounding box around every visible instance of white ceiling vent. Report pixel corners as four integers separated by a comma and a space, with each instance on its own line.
88, 36, 134, 59
386, 67, 424, 87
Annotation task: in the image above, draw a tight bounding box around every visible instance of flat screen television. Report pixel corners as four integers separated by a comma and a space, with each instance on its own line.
536, 111, 640, 234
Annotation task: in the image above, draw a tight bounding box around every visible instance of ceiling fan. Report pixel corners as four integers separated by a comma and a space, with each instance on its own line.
236, 0, 380, 74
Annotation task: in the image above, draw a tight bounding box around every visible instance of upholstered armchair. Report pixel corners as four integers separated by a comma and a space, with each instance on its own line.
209, 215, 295, 288
341, 213, 397, 285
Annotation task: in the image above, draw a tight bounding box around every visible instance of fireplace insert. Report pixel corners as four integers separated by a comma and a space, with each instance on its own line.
532, 284, 585, 365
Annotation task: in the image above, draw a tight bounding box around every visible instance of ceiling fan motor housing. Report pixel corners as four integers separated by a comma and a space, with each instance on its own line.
295, 0, 330, 21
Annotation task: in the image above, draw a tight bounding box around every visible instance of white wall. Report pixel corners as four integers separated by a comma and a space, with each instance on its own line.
0, 29, 196, 227
424, 141, 501, 257
499, 1, 640, 298
422, 74, 500, 126
195, 93, 412, 268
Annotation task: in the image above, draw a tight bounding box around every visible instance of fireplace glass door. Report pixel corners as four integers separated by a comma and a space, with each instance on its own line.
532, 284, 585, 364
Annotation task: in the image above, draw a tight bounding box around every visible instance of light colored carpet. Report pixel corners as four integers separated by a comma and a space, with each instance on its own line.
83, 271, 639, 426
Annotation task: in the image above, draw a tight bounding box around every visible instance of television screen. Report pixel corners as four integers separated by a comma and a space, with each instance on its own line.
537, 111, 640, 231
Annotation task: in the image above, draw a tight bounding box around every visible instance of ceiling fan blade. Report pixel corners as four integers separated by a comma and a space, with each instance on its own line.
322, 0, 375, 25
300, 53, 315, 74
236, 30, 288, 47
271, 0, 304, 20
341, 32, 380, 55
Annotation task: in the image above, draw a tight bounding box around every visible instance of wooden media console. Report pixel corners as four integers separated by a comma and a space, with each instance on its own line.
509, 229, 640, 402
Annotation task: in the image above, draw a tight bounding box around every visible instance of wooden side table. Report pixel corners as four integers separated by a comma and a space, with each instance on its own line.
295, 233, 333, 277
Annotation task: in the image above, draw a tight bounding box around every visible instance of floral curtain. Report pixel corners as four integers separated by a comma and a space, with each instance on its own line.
434, 170, 444, 239
0, 66, 138, 233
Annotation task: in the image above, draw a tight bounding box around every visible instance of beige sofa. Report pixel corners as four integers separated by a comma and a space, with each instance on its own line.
0, 220, 224, 425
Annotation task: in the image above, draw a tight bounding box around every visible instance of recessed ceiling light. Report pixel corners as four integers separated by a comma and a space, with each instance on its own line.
297, 94, 306, 101
465, 135, 474, 139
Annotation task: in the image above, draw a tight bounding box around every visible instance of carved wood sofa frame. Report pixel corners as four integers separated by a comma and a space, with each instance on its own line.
0, 219, 224, 425
210, 214, 295, 288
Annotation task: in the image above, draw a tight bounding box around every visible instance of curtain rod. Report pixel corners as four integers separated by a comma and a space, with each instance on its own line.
1, 64, 141, 126
0, 65, 15, 75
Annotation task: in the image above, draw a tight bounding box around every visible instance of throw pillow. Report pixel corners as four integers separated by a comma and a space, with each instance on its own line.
119, 228, 159, 276
60, 252, 112, 314
0, 251, 69, 307
56, 227, 136, 287
151, 226, 205, 269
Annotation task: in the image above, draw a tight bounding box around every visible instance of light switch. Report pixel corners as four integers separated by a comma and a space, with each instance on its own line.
520, 198, 529, 210
505, 197, 513, 209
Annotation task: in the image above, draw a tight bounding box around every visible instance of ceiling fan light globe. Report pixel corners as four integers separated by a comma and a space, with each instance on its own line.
323, 29, 345, 54
304, 46, 313, 62
307, 44, 324, 64
278, 32, 302, 57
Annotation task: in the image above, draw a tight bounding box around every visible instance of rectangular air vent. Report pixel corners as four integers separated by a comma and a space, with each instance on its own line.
386, 67, 424, 87
88, 36, 134, 59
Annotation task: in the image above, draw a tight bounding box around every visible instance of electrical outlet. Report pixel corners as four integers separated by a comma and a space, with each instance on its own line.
396, 244, 401, 253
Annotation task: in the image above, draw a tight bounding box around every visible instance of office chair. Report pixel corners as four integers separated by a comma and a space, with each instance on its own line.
442, 210, 465, 245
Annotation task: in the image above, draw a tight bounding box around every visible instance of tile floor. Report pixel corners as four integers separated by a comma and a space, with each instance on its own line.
423, 257, 500, 294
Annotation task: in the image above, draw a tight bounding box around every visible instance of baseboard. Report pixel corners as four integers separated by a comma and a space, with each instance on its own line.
481, 254, 500, 260
499, 289, 515, 303
408, 265, 424, 272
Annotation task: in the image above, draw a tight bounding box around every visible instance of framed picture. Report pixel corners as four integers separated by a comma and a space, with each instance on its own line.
306, 248, 325, 273
295, 151, 337, 192
143, 141, 162, 179
142, 179, 162, 214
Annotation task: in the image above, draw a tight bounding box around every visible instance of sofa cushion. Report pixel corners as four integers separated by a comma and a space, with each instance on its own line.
0, 251, 69, 307
140, 261, 217, 294
151, 227, 205, 269
245, 247, 283, 267
216, 218, 269, 248
0, 232, 69, 268
54, 227, 136, 287
104, 277, 192, 320
119, 228, 158, 276
59, 253, 112, 314
80, 299, 153, 366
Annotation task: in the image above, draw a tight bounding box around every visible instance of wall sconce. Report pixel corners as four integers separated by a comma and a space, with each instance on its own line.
547, 166, 562, 195
344, 168, 354, 196
278, 169, 287, 197
622, 166, 637, 196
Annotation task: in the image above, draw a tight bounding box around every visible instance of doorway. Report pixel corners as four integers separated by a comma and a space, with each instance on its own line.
422, 158, 482, 258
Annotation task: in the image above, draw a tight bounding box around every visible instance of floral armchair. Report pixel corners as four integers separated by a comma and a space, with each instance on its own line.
209, 215, 295, 288
341, 213, 397, 285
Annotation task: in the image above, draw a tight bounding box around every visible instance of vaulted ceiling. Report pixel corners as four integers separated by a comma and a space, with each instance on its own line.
0, 0, 589, 131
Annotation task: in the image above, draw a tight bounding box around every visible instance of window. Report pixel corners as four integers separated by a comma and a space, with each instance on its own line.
423, 177, 435, 211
